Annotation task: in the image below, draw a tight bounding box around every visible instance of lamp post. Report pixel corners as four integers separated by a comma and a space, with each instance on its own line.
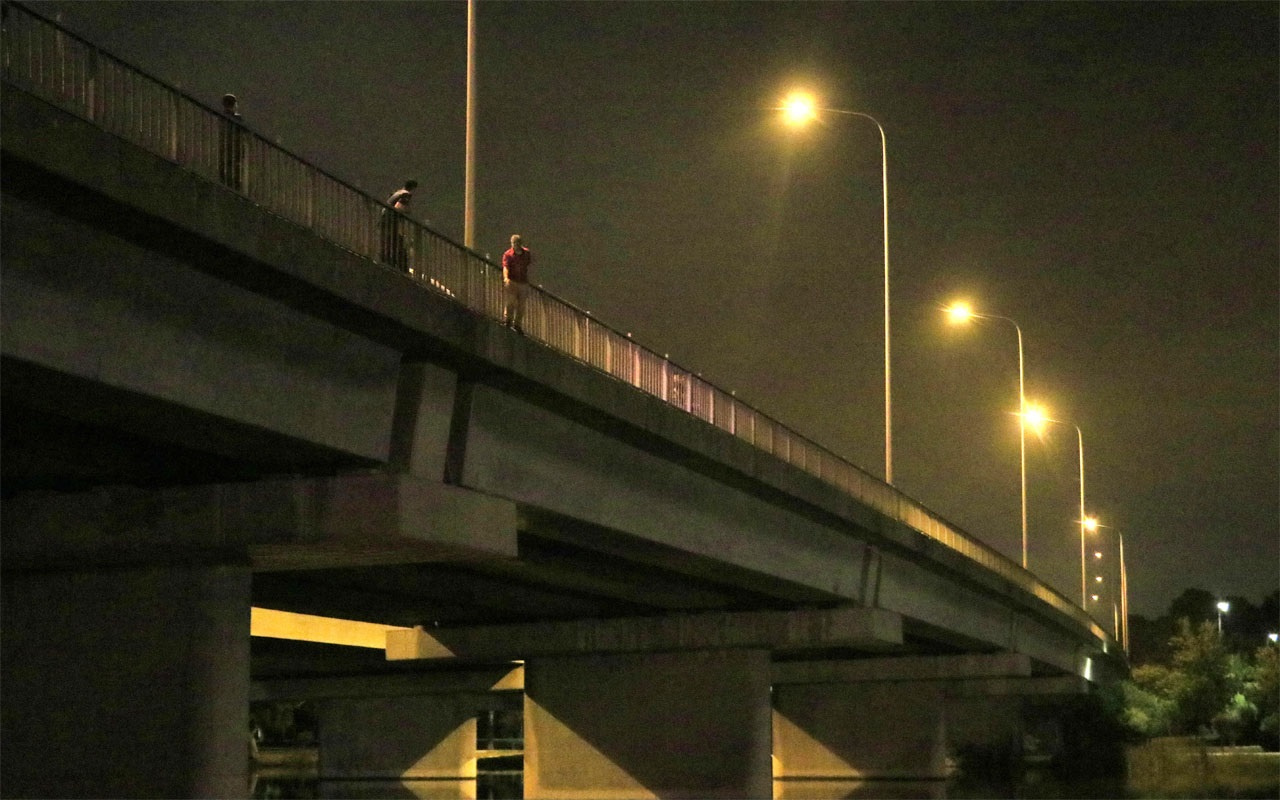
463, 0, 476, 248
782, 93, 893, 484
1075, 425, 1087, 604
944, 303, 1031, 568
1082, 515, 1099, 608
1085, 519, 1128, 645
1019, 404, 1099, 609
1118, 530, 1129, 651
1217, 600, 1230, 634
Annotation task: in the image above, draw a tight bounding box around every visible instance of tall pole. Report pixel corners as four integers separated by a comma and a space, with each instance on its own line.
464, 0, 476, 249
783, 101, 892, 484
946, 307, 1029, 568
1076, 424, 1087, 606
1119, 531, 1129, 651
876, 120, 891, 486
1015, 323, 1027, 568
824, 110, 890, 484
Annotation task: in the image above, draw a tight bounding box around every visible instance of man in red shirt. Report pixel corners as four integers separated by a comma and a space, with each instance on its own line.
502, 234, 532, 332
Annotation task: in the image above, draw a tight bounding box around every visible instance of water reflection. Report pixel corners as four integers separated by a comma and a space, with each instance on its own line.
774, 778, 949, 799
251, 776, 522, 800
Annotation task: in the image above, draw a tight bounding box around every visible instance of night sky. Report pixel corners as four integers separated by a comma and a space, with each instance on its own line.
29, 1, 1278, 619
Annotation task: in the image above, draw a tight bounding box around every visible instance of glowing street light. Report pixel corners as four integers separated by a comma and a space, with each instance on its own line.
782, 92, 817, 125
782, 91, 894, 485
944, 302, 1032, 568
945, 301, 975, 325
1217, 600, 1230, 634
1022, 403, 1051, 436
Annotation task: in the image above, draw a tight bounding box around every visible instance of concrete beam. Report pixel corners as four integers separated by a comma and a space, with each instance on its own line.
386, 606, 902, 661
250, 608, 409, 649
252, 666, 524, 702
772, 652, 1032, 684
243, 474, 519, 570
2, 473, 517, 570
772, 654, 1087, 696
944, 675, 1090, 697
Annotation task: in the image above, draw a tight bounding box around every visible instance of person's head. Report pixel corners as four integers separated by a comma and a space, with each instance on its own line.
510, 234, 523, 249
404, 180, 419, 191
221, 93, 238, 112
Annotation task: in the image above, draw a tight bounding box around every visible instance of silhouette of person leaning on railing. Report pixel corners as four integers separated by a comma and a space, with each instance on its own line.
380, 179, 418, 273
218, 93, 246, 191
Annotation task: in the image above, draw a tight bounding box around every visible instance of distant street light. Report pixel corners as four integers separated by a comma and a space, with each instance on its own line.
1090, 522, 1130, 651
1217, 600, 1230, 634
782, 91, 894, 485
1268, 632, 1279, 644
944, 302, 1032, 568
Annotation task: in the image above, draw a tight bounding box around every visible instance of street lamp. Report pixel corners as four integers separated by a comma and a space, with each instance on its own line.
944, 302, 1031, 568
1118, 530, 1129, 651
1217, 600, 1230, 634
782, 92, 894, 485
1073, 425, 1092, 607
1086, 520, 1129, 649
1011, 401, 1097, 610
1082, 513, 1099, 608
464, 0, 476, 248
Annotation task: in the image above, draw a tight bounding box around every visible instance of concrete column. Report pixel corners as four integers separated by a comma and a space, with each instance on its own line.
946, 693, 1025, 758
313, 693, 481, 798
772, 681, 948, 797
523, 649, 772, 799
1, 562, 252, 798
253, 668, 523, 800
318, 694, 478, 781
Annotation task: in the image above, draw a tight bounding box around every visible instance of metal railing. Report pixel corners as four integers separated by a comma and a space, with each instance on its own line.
0, 1, 1108, 644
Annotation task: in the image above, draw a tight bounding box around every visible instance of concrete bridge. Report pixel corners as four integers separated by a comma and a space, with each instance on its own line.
1, 5, 1122, 797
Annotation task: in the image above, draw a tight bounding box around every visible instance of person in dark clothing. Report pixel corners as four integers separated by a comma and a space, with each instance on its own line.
218, 93, 245, 191
381, 179, 418, 273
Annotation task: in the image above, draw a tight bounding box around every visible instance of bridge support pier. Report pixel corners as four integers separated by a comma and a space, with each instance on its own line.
251, 666, 524, 798
523, 649, 773, 799
0, 562, 251, 798
311, 693, 479, 796
770, 654, 1089, 798
772, 680, 950, 797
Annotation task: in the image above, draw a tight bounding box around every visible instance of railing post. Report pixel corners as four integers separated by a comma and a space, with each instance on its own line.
631, 341, 639, 388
